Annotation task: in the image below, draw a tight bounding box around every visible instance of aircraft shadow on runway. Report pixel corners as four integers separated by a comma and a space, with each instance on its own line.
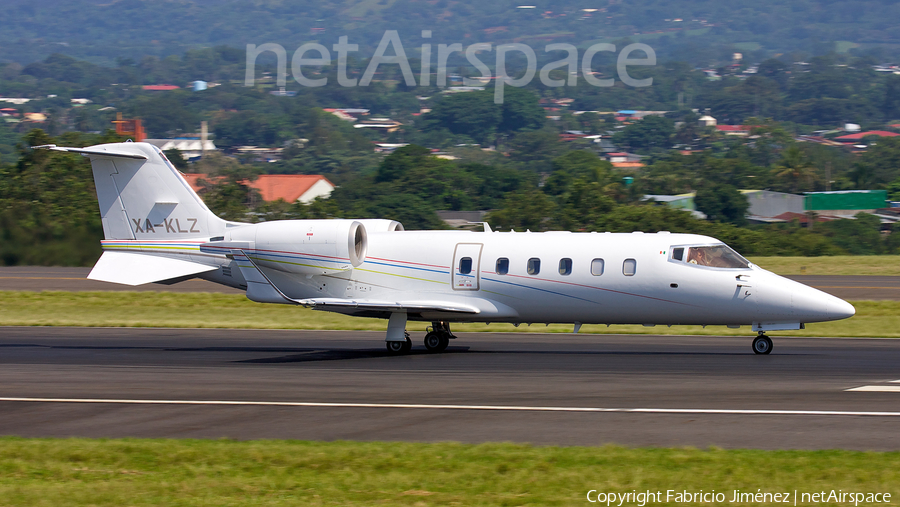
234, 347, 772, 363
237, 347, 472, 363
0, 343, 800, 364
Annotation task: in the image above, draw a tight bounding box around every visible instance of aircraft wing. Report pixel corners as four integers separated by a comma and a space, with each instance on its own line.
229, 249, 479, 314
295, 297, 480, 314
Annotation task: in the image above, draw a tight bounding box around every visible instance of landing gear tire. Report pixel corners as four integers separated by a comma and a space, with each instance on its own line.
752, 335, 773, 355
425, 321, 454, 353
424, 332, 450, 353
424, 332, 442, 352
386, 333, 412, 355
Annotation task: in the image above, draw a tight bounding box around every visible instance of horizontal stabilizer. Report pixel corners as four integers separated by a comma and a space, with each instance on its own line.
88, 251, 216, 286
31, 144, 148, 160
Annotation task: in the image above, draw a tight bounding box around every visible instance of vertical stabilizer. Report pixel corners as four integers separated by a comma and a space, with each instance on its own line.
38, 142, 226, 240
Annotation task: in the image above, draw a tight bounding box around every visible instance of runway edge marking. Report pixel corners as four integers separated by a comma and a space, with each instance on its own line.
1, 397, 899, 417
845, 386, 900, 392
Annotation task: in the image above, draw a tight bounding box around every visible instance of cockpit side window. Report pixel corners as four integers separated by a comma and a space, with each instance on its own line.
685, 245, 750, 269
672, 247, 684, 261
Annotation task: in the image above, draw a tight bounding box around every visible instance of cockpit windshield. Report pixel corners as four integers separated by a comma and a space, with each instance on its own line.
682, 244, 750, 269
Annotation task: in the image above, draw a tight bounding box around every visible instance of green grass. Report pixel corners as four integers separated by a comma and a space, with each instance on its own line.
0, 438, 897, 506
748, 255, 900, 276
0, 291, 896, 337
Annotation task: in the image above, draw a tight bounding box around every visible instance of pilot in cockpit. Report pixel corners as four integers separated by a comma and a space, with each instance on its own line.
687, 247, 707, 265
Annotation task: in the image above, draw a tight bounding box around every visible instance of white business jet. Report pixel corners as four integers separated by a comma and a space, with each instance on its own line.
34, 142, 855, 355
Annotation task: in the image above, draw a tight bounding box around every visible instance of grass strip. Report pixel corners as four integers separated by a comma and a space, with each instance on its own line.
747, 255, 900, 276
0, 438, 897, 506
0, 291, 897, 338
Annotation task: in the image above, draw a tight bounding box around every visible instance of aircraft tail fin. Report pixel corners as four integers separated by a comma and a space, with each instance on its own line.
33, 142, 225, 241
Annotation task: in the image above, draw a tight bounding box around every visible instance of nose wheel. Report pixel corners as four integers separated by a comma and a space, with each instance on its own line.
752, 334, 773, 355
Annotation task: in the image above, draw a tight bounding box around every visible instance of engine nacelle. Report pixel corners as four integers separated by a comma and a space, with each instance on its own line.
354, 219, 404, 232
250, 219, 367, 275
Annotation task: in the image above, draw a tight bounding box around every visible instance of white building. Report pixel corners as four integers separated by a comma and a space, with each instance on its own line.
144, 138, 217, 159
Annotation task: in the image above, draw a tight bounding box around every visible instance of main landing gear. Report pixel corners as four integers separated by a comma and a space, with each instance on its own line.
752, 332, 773, 355
423, 321, 454, 353
385, 331, 412, 354
384, 321, 455, 355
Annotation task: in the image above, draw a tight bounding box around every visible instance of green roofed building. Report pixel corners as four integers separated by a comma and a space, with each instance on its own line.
804, 190, 888, 218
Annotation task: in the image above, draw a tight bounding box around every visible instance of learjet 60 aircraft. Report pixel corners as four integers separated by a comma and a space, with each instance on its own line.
35, 142, 856, 355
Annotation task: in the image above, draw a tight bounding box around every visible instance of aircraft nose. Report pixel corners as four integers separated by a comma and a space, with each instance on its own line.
791, 286, 855, 322
790, 287, 829, 321
827, 296, 856, 321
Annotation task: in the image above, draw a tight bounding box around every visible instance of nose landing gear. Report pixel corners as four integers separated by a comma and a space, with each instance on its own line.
752, 332, 773, 355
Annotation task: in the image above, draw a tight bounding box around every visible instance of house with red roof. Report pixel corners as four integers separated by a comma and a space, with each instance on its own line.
715, 125, 750, 136
834, 131, 900, 143
142, 85, 180, 91
182, 174, 334, 204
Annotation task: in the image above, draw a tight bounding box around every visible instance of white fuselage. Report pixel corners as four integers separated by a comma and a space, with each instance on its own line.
181, 229, 854, 329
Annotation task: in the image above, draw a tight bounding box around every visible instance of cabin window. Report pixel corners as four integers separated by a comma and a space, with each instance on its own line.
591, 258, 605, 276
623, 258, 637, 276
496, 258, 509, 275
685, 245, 750, 269
459, 257, 472, 275
559, 258, 572, 276
527, 258, 541, 275
672, 247, 684, 261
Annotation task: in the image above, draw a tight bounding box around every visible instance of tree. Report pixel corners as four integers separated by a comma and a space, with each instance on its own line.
193, 153, 262, 221
856, 137, 900, 187
507, 127, 565, 165
887, 177, 900, 201
497, 87, 546, 135
0, 129, 113, 265
422, 88, 544, 146
885, 75, 900, 121
163, 148, 188, 170
421, 91, 501, 145
772, 144, 817, 193
694, 183, 749, 226
543, 150, 612, 196
612, 116, 675, 153
757, 58, 789, 89
819, 213, 885, 255
485, 189, 557, 232
375, 145, 432, 183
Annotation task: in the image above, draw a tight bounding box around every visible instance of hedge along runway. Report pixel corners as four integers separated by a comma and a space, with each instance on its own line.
2, 266, 900, 300
1, 327, 900, 450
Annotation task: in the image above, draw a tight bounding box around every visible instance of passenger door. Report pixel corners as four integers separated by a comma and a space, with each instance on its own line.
451, 243, 483, 291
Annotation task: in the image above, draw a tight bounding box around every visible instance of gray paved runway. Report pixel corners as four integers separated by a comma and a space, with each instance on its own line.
786, 275, 900, 300
1, 267, 897, 300
1, 327, 899, 450
0, 266, 242, 293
